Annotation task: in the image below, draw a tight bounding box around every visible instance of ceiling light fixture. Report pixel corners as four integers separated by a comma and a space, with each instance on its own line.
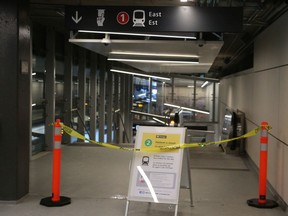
201, 81, 209, 88
110, 51, 199, 58
180, 0, 188, 2
101, 33, 111, 45
163, 103, 181, 109
160, 63, 210, 66
152, 117, 169, 126
111, 69, 170, 81
108, 58, 199, 64
164, 103, 210, 115
181, 106, 210, 115
78, 30, 196, 40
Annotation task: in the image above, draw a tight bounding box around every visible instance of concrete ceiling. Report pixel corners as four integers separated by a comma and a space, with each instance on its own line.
70, 38, 223, 74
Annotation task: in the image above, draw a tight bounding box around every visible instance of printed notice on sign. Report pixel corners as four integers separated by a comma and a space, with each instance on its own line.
127, 126, 186, 204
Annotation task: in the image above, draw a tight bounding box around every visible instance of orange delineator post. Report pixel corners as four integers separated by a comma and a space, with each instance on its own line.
258, 122, 268, 204
247, 121, 278, 209
40, 119, 71, 207
52, 121, 62, 202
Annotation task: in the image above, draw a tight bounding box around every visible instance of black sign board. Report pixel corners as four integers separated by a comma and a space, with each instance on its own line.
65, 6, 243, 33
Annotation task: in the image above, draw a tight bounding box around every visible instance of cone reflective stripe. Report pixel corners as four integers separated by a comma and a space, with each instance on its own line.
247, 122, 278, 209
54, 126, 62, 149
40, 119, 71, 207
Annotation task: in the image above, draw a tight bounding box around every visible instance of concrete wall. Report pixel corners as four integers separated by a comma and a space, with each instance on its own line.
219, 11, 288, 204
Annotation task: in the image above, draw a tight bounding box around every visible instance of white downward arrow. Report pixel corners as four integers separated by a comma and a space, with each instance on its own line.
72, 11, 82, 24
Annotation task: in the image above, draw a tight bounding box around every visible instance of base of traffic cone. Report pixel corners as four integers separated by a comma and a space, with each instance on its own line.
247, 198, 278, 208
40, 196, 71, 207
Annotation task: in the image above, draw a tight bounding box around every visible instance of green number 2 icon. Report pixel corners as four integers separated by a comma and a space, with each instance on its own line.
144, 139, 152, 147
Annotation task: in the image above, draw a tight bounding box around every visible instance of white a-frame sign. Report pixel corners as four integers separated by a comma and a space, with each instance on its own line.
125, 126, 186, 216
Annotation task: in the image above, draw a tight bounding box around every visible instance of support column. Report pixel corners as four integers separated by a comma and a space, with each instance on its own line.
126, 75, 133, 143
45, 26, 55, 150
212, 82, 216, 122
99, 56, 106, 142
121, 75, 133, 143
119, 74, 125, 143
0, 0, 31, 200
192, 79, 197, 120
161, 82, 165, 114
78, 48, 86, 138
63, 33, 73, 144
90, 53, 98, 141
148, 78, 153, 113
171, 77, 175, 103
114, 73, 120, 143
106, 64, 113, 143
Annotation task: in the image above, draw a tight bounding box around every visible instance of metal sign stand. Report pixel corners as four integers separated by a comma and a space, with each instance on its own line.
183, 148, 194, 207
124, 200, 129, 216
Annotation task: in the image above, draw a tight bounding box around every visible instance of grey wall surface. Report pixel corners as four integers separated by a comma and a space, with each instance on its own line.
219, 11, 288, 204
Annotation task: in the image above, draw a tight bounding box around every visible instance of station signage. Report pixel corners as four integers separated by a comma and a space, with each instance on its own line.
65, 6, 243, 32
127, 126, 186, 204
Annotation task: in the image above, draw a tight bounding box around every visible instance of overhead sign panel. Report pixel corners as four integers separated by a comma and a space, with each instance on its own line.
65, 6, 243, 32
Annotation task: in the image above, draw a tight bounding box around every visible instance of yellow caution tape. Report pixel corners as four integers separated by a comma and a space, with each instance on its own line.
161, 127, 261, 150
61, 123, 268, 152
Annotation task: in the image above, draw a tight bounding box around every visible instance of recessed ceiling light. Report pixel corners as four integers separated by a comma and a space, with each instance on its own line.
108, 58, 198, 64
201, 81, 209, 88
78, 30, 196, 40
164, 103, 210, 115
110, 69, 170, 81
110, 51, 199, 58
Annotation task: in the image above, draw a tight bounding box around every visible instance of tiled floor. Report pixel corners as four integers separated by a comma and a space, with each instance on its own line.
0, 145, 286, 216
